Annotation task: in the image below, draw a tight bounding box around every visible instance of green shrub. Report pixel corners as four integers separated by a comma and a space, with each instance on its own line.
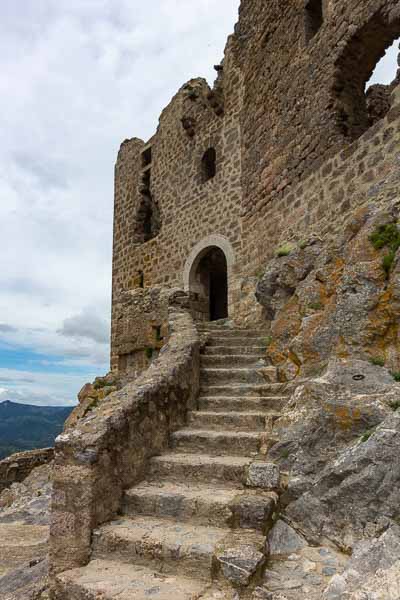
391, 371, 400, 382
369, 223, 400, 276
281, 449, 290, 460
263, 336, 273, 347
369, 356, 385, 367
298, 240, 308, 250
369, 223, 400, 250
390, 400, 400, 411
382, 250, 397, 275
276, 243, 295, 258
93, 378, 108, 390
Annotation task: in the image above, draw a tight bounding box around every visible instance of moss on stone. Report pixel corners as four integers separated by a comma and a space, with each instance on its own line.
276, 243, 296, 258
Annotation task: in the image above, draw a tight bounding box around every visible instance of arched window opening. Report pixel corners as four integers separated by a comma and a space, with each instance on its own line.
134, 195, 161, 243
366, 38, 400, 127
333, 18, 400, 140
305, 0, 323, 44
201, 148, 217, 183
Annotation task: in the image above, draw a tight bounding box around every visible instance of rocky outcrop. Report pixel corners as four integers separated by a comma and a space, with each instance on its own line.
0, 462, 52, 599
256, 202, 400, 381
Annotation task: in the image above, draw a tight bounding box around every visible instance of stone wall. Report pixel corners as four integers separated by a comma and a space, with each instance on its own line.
238, 0, 400, 220
111, 286, 187, 374
0, 448, 54, 493
50, 303, 200, 576
243, 85, 400, 275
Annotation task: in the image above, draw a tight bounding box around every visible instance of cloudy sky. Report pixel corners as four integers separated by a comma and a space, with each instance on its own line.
0, 2, 398, 407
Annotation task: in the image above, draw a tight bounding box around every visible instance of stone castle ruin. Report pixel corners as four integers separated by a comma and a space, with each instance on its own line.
27, 0, 400, 598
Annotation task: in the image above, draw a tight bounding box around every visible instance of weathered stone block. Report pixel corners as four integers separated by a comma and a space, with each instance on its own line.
217, 545, 265, 586
246, 463, 281, 490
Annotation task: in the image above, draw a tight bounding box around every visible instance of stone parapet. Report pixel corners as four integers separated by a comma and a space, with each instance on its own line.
49, 299, 200, 578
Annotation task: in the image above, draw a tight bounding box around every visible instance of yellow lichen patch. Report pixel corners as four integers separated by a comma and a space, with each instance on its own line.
335, 336, 351, 359
331, 405, 363, 432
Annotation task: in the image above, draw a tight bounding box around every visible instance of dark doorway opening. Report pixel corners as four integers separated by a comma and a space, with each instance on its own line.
193, 247, 228, 321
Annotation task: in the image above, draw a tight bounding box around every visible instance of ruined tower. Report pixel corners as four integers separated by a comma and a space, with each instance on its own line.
111, 0, 400, 370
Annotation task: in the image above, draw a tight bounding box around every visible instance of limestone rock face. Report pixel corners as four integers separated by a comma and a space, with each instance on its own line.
269, 358, 397, 498
323, 526, 400, 599
286, 411, 400, 550
256, 203, 400, 380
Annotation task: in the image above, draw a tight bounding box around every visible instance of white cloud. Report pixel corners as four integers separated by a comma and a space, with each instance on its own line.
0, 0, 239, 404
368, 38, 400, 87
58, 308, 109, 344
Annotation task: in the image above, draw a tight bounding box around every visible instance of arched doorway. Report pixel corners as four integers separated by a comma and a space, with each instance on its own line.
193, 247, 228, 321
183, 235, 235, 322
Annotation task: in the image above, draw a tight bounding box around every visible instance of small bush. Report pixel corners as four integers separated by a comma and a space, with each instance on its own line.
93, 378, 108, 390
263, 336, 273, 347
276, 243, 295, 258
391, 371, 400, 382
281, 449, 290, 460
390, 400, 400, 411
369, 223, 400, 250
369, 222, 400, 277
382, 250, 397, 275
298, 240, 308, 250
369, 356, 385, 367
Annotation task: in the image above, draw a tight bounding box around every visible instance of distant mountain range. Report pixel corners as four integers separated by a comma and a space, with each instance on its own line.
0, 401, 73, 460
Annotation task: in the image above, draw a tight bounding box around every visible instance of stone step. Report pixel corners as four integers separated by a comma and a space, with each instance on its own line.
200, 383, 292, 397
188, 410, 268, 431
92, 516, 228, 580
170, 429, 263, 456
201, 354, 266, 367
201, 368, 266, 385
202, 345, 266, 356
198, 396, 287, 413
149, 453, 252, 485
123, 481, 277, 532
206, 337, 268, 347
197, 328, 266, 338
123, 481, 238, 528
54, 558, 210, 599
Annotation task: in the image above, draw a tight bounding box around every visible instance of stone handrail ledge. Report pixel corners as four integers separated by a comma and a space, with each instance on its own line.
50, 304, 200, 576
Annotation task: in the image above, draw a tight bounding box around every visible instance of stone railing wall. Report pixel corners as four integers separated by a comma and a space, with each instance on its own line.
49, 300, 200, 577
0, 448, 54, 493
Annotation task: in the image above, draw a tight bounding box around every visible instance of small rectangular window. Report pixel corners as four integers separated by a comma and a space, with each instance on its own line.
305, 0, 323, 44
141, 146, 152, 168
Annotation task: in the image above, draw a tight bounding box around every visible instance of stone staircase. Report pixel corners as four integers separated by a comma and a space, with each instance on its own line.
54, 323, 292, 599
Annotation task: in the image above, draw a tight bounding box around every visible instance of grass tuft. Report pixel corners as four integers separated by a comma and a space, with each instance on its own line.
369, 223, 400, 277
276, 243, 295, 258
369, 356, 385, 367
